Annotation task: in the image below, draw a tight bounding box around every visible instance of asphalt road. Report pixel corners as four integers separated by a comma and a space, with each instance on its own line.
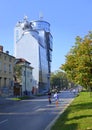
0, 91, 75, 130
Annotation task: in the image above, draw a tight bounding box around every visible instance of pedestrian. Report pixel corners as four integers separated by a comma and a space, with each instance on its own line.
72, 89, 76, 95
48, 91, 52, 104
53, 91, 59, 106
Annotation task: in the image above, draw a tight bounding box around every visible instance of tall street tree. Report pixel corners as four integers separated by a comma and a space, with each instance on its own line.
60, 31, 92, 91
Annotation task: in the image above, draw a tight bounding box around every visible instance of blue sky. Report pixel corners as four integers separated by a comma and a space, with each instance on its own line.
0, 0, 92, 72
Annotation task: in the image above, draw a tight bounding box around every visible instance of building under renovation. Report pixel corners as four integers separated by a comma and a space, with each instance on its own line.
14, 16, 53, 94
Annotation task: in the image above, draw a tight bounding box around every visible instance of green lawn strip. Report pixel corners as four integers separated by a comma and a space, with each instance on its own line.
10, 97, 21, 101
51, 92, 92, 130
10, 96, 32, 101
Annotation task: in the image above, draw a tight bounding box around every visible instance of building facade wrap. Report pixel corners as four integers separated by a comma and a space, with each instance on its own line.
14, 17, 53, 93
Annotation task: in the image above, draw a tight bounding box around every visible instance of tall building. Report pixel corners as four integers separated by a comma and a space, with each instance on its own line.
14, 16, 53, 94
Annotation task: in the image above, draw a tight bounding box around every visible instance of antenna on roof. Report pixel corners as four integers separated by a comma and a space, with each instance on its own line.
23, 15, 28, 21
39, 12, 43, 20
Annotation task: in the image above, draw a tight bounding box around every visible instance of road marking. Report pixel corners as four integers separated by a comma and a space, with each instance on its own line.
0, 119, 8, 125
33, 106, 41, 110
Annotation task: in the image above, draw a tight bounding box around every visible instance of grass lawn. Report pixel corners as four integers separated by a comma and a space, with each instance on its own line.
10, 95, 33, 101
51, 92, 92, 130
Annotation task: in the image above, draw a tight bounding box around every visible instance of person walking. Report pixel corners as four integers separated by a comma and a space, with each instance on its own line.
53, 91, 59, 106
72, 89, 76, 95
48, 91, 52, 104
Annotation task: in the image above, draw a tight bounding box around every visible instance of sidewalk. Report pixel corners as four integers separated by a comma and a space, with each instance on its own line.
0, 94, 39, 106
0, 97, 17, 106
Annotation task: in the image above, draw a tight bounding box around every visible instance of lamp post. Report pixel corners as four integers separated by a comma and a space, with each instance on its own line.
48, 73, 50, 90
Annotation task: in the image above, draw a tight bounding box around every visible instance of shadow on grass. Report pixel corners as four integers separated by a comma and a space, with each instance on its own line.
70, 102, 92, 110
51, 108, 78, 130
67, 114, 92, 121
52, 123, 78, 130
51, 107, 92, 130
61, 123, 78, 130
51, 92, 92, 130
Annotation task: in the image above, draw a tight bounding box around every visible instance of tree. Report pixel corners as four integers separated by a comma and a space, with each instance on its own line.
14, 64, 22, 83
50, 70, 69, 90
60, 31, 92, 91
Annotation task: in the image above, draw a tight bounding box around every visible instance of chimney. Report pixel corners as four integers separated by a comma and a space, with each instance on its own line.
0, 45, 3, 52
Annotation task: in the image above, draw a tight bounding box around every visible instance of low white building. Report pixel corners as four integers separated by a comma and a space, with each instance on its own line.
15, 58, 33, 96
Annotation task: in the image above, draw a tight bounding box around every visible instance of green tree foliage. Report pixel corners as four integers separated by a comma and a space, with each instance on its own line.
14, 64, 22, 83
50, 70, 68, 90
61, 31, 92, 90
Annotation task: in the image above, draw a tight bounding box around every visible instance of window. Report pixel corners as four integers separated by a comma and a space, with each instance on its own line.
0, 77, 1, 87
4, 78, 6, 87
4, 64, 7, 72
9, 57, 12, 62
0, 61, 2, 71
9, 64, 12, 73
30, 71, 32, 75
9, 79, 13, 87
4, 55, 6, 60
24, 70, 26, 76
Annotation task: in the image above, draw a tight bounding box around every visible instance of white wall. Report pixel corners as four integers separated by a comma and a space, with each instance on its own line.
15, 31, 39, 89
22, 67, 33, 94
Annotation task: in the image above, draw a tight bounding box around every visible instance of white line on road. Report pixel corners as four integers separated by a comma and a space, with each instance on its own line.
33, 106, 41, 110
0, 119, 8, 125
